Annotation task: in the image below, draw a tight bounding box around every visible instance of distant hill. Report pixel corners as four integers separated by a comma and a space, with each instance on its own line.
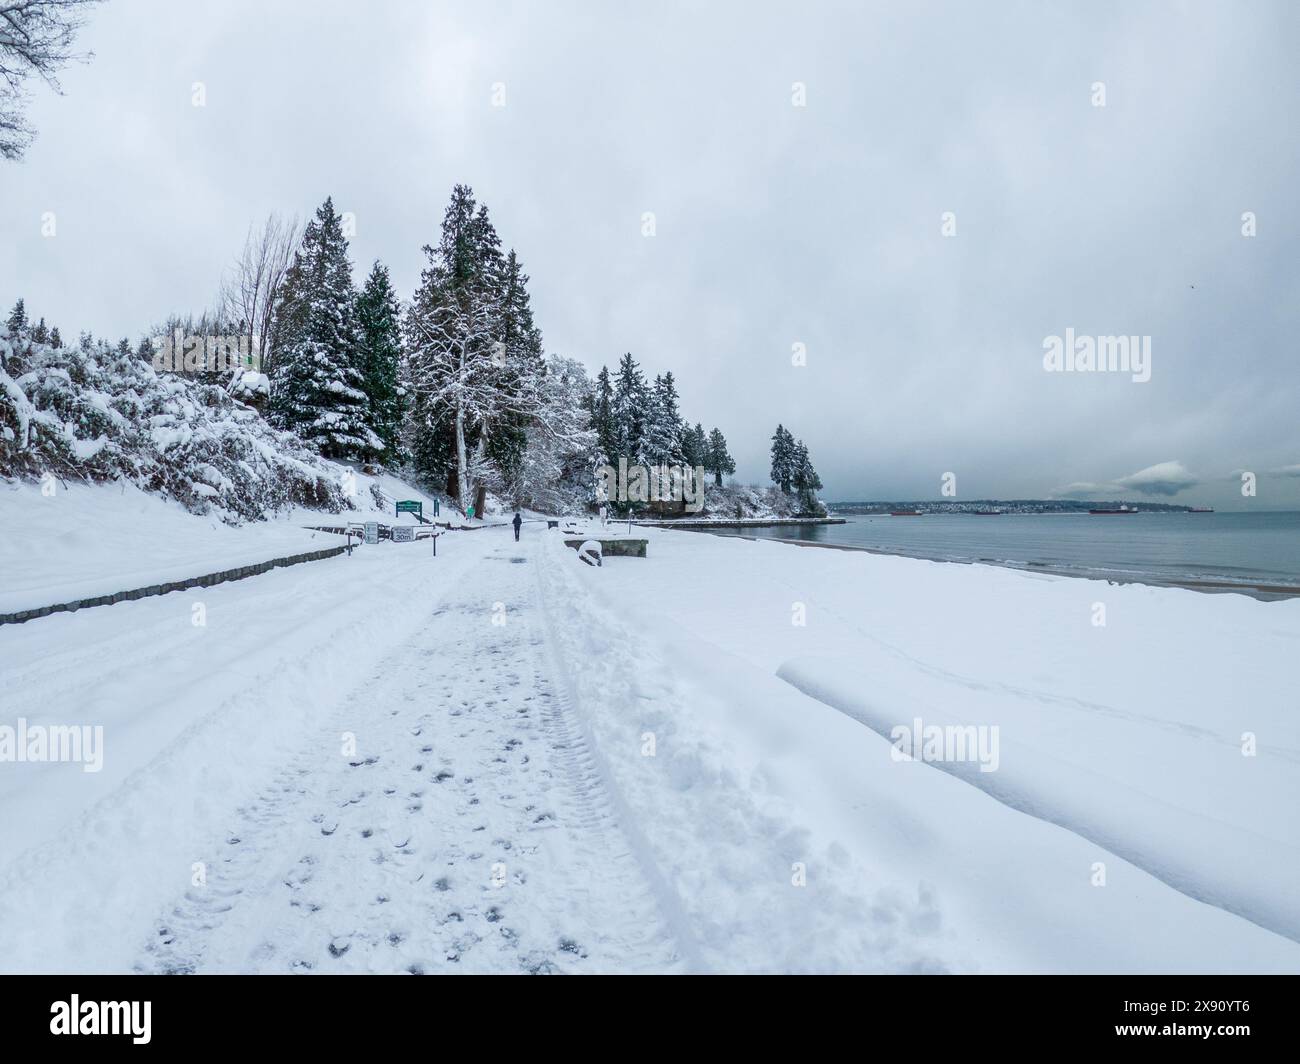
827, 499, 1194, 515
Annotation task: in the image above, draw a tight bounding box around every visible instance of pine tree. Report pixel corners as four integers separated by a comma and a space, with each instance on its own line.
435, 184, 501, 291
588, 366, 617, 464
270, 197, 378, 459
790, 439, 824, 513
611, 352, 650, 465
49, 326, 62, 348
681, 421, 708, 469
486, 249, 545, 491
706, 427, 735, 487
355, 260, 405, 464
643, 372, 685, 466
6, 299, 27, 331
31, 317, 49, 344
405, 186, 541, 509
116, 337, 132, 357
404, 186, 486, 496
770, 424, 796, 492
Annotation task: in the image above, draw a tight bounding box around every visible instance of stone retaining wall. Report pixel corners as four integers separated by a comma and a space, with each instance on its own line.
0, 545, 348, 626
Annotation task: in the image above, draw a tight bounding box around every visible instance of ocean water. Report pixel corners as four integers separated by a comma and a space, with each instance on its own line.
705, 512, 1300, 589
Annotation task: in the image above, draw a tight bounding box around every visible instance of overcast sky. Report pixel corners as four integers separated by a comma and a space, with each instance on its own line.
2, 0, 1297, 507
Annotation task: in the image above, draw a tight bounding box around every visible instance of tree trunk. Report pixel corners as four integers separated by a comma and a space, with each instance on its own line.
468, 421, 490, 516
454, 399, 468, 507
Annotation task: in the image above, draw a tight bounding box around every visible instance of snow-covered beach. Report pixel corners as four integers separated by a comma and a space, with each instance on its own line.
2, 515, 1296, 973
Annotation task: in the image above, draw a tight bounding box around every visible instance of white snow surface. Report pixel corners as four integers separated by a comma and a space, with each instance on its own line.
0, 517, 1297, 973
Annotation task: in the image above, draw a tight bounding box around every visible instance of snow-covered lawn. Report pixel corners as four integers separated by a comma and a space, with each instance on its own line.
1, 520, 1296, 972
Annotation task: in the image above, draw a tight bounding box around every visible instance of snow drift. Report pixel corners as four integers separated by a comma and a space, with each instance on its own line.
776, 655, 1300, 945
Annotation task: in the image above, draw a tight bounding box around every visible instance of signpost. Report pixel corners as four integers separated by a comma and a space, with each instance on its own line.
396, 500, 423, 521
364, 522, 378, 545
392, 526, 414, 543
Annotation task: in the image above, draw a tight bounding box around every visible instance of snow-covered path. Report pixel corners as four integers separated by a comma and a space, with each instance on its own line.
133, 535, 680, 974
0, 528, 693, 973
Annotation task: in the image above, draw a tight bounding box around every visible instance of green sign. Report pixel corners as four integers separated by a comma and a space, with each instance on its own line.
396, 500, 423, 520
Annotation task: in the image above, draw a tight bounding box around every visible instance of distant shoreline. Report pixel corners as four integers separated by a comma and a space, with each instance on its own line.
678, 528, 1300, 601
631, 517, 845, 529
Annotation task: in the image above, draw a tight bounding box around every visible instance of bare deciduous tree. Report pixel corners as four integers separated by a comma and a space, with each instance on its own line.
218, 212, 301, 378
0, 0, 103, 161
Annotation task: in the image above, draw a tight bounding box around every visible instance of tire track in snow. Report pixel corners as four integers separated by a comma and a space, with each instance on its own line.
137, 533, 683, 974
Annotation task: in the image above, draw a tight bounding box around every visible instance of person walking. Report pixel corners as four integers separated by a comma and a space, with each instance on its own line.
512, 511, 522, 541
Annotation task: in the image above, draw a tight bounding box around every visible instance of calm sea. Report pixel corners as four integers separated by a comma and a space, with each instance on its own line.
705, 512, 1300, 590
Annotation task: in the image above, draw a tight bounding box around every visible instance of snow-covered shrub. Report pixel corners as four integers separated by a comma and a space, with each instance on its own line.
0, 326, 350, 522
229, 370, 270, 412
701, 482, 822, 519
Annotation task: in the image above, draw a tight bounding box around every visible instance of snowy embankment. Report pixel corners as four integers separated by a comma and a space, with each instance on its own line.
0, 481, 329, 616
0, 472, 455, 617
538, 524, 1300, 971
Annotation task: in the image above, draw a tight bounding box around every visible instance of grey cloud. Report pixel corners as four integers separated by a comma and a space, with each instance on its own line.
1116, 461, 1200, 497
1052, 461, 1199, 498
2, 0, 1297, 509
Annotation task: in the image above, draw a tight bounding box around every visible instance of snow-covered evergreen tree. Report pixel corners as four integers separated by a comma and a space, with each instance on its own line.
682, 421, 708, 469
405, 278, 499, 507
405, 185, 537, 509
587, 366, 617, 464
7, 299, 27, 332
610, 352, 650, 465
31, 317, 49, 344
49, 326, 62, 348
486, 249, 546, 492
354, 260, 405, 465
790, 438, 824, 514
269, 197, 377, 459
706, 426, 735, 486
643, 371, 685, 466
770, 423, 796, 492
